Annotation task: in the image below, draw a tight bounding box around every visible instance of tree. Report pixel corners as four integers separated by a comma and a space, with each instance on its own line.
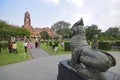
61, 28, 71, 39
98, 32, 116, 41
0, 20, 31, 40
52, 21, 71, 39
105, 27, 120, 40
16, 28, 31, 37
86, 24, 101, 41
40, 31, 50, 39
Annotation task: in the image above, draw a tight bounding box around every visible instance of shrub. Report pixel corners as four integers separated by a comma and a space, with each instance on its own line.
0, 41, 8, 52
116, 41, 120, 46
86, 40, 92, 46
54, 40, 59, 46
116, 41, 120, 49
52, 40, 59, 49
98, 41, 111, 50
111, 41, 120, 49
40, 40, 45, 44
48, 41, 52, 46
64, 42, 71, 51
45, 40, 49, 46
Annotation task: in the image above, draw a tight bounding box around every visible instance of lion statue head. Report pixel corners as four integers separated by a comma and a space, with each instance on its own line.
71, 18, 86, 37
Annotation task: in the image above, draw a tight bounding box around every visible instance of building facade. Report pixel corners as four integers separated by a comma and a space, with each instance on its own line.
23, 11, 54, 38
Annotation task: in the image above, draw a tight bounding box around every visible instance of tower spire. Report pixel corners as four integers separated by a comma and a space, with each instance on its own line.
23, 11, 33, 34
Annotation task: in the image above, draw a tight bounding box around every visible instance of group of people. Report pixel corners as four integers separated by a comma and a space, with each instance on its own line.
23, 40, 39, 52
8, 39, 40, 53
8, 40, 36, 53
8, 41, 17, 53
23, 41, 33, 52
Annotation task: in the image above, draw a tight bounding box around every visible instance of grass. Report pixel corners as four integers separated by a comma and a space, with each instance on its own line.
40, 43, 120, 55
0, 41, 30, 66
40, 43, 70, 55
106, 49, 120, 52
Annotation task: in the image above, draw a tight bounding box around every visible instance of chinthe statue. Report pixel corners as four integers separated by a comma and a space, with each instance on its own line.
69, 18, 116, 80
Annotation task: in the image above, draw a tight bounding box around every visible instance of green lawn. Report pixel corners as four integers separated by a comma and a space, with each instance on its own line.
40, 43, 120, 56
40, 43, 70, 55
0, 41, 30, 66
107, 49, 120, 52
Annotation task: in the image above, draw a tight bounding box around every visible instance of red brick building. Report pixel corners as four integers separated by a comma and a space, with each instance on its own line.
23, 11, 54, 38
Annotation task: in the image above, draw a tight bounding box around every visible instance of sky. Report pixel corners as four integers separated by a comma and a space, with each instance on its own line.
0, 0, 120, 32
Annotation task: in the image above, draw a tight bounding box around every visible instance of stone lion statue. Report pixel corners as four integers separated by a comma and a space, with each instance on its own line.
69, 18, 116, 79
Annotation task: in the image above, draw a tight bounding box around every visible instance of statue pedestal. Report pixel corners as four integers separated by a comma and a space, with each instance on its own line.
57, 60, 120, 80
57, 60, 87, 80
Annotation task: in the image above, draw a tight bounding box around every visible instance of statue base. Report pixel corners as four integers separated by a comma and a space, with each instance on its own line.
57, 60, 120, 80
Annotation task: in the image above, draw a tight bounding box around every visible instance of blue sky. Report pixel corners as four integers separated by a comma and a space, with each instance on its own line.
0, 0, 120, 31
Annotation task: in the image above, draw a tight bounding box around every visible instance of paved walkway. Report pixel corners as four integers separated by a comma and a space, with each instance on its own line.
0, 50, 120, 80
107, 52, 120, 75
0, 54, 70, 80
29, 47, 50, 59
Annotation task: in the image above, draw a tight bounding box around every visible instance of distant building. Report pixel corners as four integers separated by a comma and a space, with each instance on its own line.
23, 11, 54, 38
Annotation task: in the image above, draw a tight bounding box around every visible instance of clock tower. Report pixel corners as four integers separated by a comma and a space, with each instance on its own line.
24, 11, 33, 34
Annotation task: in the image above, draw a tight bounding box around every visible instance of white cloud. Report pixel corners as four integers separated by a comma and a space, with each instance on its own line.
110, 0, 120, 6
72, 13, 91, 25
95, 0, 120, 31
110, 9, 120, 16
66, 0, 84, 7
108, 0, 120, 26
63, 9, 67, 14
97, 11, 120, 32
42, 0, 60, 4
42, 0, 84, 7
109, 0, 120, 10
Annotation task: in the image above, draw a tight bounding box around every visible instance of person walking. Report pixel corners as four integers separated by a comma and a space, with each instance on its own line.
24, 41, 28, 52
12, 42, 17, 53
61, 41, 64, 47
35, 41, 38, 48
8, 41, 13, 53
54, 40, 59, 53
30, 41, 33, 49
27, 41, 30, 49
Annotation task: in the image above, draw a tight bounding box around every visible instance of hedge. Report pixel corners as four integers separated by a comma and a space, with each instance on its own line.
116, 41, 120, 46
64, 42, 71, 51
0, 41, 8, 52
48, 41, 52, 46
53, 40, 59, 46
98, 42, 111, 50
40, 40, 46, 44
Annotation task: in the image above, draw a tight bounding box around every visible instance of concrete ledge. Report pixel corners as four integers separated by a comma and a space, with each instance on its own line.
57, 60, 120, 80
